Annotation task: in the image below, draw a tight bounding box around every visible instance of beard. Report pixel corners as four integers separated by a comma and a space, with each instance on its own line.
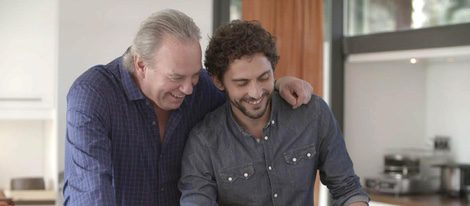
228, 90, 272, 120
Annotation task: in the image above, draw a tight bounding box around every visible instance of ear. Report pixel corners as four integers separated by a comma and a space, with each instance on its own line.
211, 75, 225, 91
133, 55, 147, 78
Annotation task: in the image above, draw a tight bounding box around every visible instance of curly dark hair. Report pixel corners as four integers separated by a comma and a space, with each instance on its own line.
204, 20, 279, 81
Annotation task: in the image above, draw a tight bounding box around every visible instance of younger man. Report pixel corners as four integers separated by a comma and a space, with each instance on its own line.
179, 20, 369, 205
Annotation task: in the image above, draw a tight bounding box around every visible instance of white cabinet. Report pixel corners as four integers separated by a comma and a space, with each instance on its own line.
0, 1, 57, 119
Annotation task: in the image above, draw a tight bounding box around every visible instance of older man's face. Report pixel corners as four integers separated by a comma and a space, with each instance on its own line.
135, 36, 202, 111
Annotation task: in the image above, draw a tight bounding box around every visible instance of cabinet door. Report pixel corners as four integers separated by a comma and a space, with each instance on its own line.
0, 1, 56, 111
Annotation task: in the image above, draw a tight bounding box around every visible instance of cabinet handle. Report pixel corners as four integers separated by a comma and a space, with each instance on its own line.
0, 97, 42, 102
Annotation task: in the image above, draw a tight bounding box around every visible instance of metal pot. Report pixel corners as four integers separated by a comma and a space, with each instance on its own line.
435, 164, 470, 197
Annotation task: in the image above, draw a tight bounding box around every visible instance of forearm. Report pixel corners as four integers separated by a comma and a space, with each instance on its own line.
63, 174, 115, 206
319, 99, 369, 205
64, 137, 115, 206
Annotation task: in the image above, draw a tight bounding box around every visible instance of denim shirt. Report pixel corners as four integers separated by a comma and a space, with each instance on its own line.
179, 92, 369, 206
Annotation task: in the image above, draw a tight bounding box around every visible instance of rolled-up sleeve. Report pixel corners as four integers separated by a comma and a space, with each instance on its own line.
63, 82, 115, 206
317, 99, 369, 205
179, 128, 219, 206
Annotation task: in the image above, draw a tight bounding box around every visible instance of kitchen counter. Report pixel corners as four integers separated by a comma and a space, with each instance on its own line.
370, 192, 469, 206
2, 190, 56, 206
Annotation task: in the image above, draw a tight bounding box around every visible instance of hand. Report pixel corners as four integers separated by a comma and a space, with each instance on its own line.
348, 202, 368, 206
275, 76, 314, 109
0, 199, 13, 206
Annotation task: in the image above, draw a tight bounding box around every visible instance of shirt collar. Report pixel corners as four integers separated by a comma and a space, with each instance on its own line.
119, 59, 146, 101
116, 57, 190, 114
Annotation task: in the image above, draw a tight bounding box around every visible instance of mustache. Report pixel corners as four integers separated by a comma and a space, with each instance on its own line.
242, 91, 269, 102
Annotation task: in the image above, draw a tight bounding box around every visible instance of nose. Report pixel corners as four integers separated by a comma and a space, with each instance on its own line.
248, 81, 263, 99
179, 79, 194, 95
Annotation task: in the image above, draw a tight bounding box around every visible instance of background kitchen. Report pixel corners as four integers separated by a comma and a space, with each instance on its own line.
1, 0, 469, 206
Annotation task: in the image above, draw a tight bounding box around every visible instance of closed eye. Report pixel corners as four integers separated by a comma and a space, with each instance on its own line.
259, 72, 270, 81
234, 80, 249, 87
168, 75, 183, 81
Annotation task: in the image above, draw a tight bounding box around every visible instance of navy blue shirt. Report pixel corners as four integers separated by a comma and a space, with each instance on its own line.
64, 57, 225, 206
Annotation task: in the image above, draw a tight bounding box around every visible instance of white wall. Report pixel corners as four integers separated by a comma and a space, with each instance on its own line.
0, 121, 45, 189
58, 0, 213, 172
344, 60, 427, 179
0, 0, 213, 191
426, 58, 470, 163
344, 47, 470, 181
0, 0, 58, 190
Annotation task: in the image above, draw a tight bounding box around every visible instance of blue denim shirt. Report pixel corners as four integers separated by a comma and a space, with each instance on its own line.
64, 56, 225, 206
179, 92, 369, 206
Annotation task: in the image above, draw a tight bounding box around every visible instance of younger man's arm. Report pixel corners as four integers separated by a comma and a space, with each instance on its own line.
179, 130, 218, 206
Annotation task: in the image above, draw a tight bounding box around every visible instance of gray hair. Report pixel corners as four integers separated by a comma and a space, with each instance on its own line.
123, 9, 201, 72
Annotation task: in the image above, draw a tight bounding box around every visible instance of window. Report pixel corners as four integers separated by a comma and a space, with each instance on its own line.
346, 0, 470, 36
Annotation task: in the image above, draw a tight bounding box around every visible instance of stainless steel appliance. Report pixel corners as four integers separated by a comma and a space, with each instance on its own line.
365, 173, 437, 194
365, 150, 441, 195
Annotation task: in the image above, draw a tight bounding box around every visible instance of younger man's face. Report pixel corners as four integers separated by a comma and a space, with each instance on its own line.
219, 53, 275, 120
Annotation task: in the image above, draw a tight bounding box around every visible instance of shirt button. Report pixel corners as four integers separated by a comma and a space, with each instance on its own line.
243, 173, 248, 177
271, 120, 275, 124
292, 157, 297, 162
307, 152, 312, 157
268, 166, 272, 170
264, 136, 269, 140
273, 193, 278, 198
152, 121, 156, 125
160, 187, 164, 192
228, 177, 233, 182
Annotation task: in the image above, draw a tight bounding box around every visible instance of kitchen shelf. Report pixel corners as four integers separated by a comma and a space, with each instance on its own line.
0, 108, 54, 120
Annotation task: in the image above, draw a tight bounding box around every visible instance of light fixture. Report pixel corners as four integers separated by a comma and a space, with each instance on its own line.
410, 58, 418, 64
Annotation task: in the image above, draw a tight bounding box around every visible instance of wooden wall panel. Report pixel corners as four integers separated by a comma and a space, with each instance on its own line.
242, 0, 324, 96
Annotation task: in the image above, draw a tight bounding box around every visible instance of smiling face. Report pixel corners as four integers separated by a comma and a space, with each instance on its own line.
133, 36, 202, 111
216, 53, 275, 121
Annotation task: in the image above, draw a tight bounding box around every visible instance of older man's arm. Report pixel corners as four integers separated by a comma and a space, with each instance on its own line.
275, 76, 314, 109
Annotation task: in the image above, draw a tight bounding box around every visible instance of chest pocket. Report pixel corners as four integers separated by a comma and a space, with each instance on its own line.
217, 163, 259, 204
284, 144, 316, 164
283, 144, 317, 190
219, 164, 255, 184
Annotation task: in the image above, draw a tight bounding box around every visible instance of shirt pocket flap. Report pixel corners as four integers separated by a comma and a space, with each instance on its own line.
219, 164, 255, 183
284, 144, 316, 165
